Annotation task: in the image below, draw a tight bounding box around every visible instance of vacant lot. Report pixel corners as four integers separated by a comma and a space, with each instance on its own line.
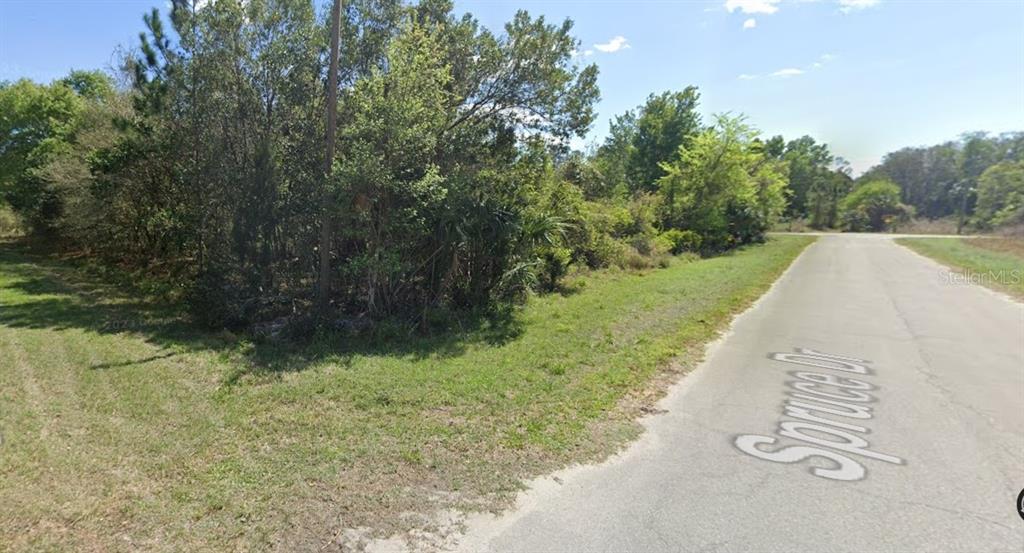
897, 236, 1024, 299
1, 236, 813, 552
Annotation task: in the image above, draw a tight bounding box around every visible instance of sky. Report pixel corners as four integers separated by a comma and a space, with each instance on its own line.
1, 0, 1022, 173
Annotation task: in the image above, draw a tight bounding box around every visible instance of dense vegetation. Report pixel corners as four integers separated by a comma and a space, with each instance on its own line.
862, 132, 1024, 232
1, 0, 1021, 332
0, 0, 783, 331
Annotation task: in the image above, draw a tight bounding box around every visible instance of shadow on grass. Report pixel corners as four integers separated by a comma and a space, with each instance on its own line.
225, 307, 523, 386
90, 352, 179, 370
0, 240, 524, 381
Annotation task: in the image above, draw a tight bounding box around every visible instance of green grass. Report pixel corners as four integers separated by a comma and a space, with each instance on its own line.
0, 235, 814, 551
897, 237, 1024, 298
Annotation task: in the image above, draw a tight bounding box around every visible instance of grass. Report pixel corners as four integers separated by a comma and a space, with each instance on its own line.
0, 235, 814, 552
897, 236, 1024, 299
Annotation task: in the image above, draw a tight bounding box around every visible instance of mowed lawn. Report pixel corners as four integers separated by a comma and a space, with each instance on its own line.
897, 236, 1024, 299
0, 236, 813, 552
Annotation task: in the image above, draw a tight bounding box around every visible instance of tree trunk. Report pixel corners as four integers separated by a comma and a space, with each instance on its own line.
316, 0, 342, 317
956, 188, 969, 235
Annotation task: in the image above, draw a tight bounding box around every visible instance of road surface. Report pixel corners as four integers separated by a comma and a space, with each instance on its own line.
456, 234, 1024, 553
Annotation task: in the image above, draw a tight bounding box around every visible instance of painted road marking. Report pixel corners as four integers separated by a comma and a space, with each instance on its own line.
733, 348, 905, 481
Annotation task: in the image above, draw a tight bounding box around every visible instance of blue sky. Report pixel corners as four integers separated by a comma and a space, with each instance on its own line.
2, 0, 1022, 173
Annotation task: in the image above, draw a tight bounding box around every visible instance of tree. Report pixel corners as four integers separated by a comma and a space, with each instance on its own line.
95, 0, 329, 325
973, 161, 1024, 229
862, 133, 1023, 225
838, 180, 913, 232
624, 88, 701, 193
656, 114, 787, 250
24, 0, 999, 334
0, 76, 102, 233
351, 3, 600, 312
332, 20, 452, 314
782, 135, 832, 221
805, 160, 853, 229
590, 111, 637, 197
59, 70, 116, 101
763, 135, 786, 159
317, 0, 342, 317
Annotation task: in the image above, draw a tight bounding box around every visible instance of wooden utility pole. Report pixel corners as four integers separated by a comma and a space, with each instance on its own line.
316, 0, 342, 317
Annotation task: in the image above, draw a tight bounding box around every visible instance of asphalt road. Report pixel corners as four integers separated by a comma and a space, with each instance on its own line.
456, 234, 1024, 553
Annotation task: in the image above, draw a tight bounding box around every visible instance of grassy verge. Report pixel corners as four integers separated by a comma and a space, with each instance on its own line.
896, 237, 1024, 299
0, 235, 813, 552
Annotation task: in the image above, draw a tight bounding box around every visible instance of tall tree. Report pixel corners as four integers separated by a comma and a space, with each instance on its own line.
625, 88, 701, 192
973, 161, 1024, 229
317, 0, 342, 317
590, 111, 637, 197
861, 132, 1024, 226
0, 79, 81, 229
782, 135, 832, 221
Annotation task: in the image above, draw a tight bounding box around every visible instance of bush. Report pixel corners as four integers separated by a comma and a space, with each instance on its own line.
651, 233, 674, 256
627, 234, 657, 256
539, 246, 572, 291
572, 196, 667, 270
839, 180, 914, 232
656, 114, 787, 250
0, 205, 24, 237
616, 245, 656, 270
658, 228, 702, 254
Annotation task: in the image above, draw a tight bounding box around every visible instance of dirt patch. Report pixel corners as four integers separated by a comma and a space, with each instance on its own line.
896, 217, 963, 235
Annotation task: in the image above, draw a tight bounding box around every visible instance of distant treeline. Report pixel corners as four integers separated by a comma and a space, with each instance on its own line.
861, 133, 1024, 231
0, 0, 1021, 331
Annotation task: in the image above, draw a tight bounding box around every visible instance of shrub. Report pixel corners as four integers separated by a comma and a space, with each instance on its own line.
0, 205, 23, 237
539, 246, 572, 291
839, 180, 914, 232
616, 245, 655, 270
656, 114, 787, 250
651, 233, 675, 256
627, 234, 657, 256
658, 228, 702, 254
573, 197, 666, 269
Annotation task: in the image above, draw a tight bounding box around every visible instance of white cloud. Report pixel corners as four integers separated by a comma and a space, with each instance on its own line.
743, 18, 757, 29
771, 68, 804, 78
744, 54, 836, 82
571, 49, 595, 58
810, 53, 836, 69
838, 0, 880, 13
724, 0, 781, 14
593, 36, 631, 53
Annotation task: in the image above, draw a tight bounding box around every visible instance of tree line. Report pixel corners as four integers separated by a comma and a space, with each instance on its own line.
1, 0, 1021, 332
861, 132, 1024, 232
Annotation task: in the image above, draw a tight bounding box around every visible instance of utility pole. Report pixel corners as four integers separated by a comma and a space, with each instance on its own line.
316, 0, 341, 318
